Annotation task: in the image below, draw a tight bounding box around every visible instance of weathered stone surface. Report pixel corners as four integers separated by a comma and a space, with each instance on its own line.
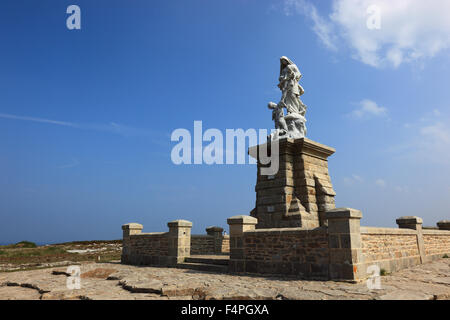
0, 259, 449, 300
396, 216, 423, 230
122, 223, 143, 237
251, 138, 336, 229
437, 220, 450, 230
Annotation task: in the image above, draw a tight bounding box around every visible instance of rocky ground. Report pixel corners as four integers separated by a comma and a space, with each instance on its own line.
0, 258, 449, 300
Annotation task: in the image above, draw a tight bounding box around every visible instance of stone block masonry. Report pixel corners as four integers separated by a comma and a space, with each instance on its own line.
121, 214, 450, 281
190, 226, 230, 255
249, 138, 336, 229
121, 222, 230, 266
121, 220, 192, 266
241, 227, 329, 278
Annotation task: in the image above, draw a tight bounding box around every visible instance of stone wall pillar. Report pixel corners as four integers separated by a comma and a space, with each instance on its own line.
227, 215, 257, 272
326, 208, 365, 281
121, 223, 143, 264
206, 226, 224, 254
437, 220, 450, 230
167, 220, 192, 265
396, 216, 423, 230
396, 216, 425, 263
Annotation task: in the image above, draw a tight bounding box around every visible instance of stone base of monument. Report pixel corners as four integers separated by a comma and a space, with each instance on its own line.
249, 138, 336, 229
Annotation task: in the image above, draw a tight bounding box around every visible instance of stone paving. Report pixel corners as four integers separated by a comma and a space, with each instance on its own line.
0, 259, 448, 300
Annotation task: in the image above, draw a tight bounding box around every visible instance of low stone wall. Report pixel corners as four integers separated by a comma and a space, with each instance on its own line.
121, 220, 192, 266
240, 227, 329, 278
191, 234, 230, 255
360, 227, 421, 273
227, 211, 450, 281
191, 235, 215, 254
125, 232, 169, 265
121, 223, 229, 266
423, 229, 450, 260
121, 215, 449, 281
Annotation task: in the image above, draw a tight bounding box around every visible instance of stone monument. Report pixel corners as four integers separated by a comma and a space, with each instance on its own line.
249, 57, 336, 229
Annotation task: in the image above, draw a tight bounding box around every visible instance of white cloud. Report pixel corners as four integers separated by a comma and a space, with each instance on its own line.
349, 99, 387, 119
343, 174, 363, 185
433, 109, 441, 117
394, 186, 409, 193
58, 158, 80, 169
375, 179, 386, 187
420, 122, 450, 144
284, 0, 450, 68
388, 119, 450, 164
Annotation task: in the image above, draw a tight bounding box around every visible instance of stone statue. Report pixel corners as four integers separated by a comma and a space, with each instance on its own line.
269, 56, 307, 140
268, 102, 287, 132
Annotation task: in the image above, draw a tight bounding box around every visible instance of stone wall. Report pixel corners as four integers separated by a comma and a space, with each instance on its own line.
227, 211, 450, 281
190, 226, 229, 255
423, 229, 450, 260
241, 227, 329, 278
360, 227, 421, 273
191, 235, 215, 255
121, 220, 192, 266
122, 223, 229, 266
359, 222, 450, 275
121, 215, 449, 281
125, 233, 169, 265
191, 235, 230, 255
221, 236, 230, 253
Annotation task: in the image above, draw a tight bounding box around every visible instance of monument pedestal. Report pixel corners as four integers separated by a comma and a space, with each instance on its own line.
249, 138, 336, 229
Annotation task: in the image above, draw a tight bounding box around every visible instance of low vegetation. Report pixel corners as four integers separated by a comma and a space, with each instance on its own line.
0, 240, 122, 272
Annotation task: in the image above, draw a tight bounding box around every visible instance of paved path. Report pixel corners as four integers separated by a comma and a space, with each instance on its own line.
0, 259, 449, 300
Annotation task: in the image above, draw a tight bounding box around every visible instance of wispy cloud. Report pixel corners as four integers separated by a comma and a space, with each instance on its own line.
284, 0, 338, 51
420, 122, 450, 144
394, 186, 409, 193
0, 113, 77, 127
348, 99, 387, 119
387, 112, 450, 164
58, 158, 80, 169
375, 179, 386, 187
343, 174, 363, 186
0, 112, 152, 137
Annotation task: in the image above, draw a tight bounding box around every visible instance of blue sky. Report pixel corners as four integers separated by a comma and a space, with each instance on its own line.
1, 0, 449, 244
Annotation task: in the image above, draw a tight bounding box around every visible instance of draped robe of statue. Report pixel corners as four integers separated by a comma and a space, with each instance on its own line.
278, 58, 306, 116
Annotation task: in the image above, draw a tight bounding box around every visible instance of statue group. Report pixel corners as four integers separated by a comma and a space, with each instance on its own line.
268, 56, 307, 140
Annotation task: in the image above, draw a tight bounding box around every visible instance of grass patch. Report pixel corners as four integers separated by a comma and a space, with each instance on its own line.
3, 247, 66, 258
0, 241, 38, 249
443, 254, 449, 258
15, 241, 37, 248
58, 240, 121, 246
0, 240, 121, 270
